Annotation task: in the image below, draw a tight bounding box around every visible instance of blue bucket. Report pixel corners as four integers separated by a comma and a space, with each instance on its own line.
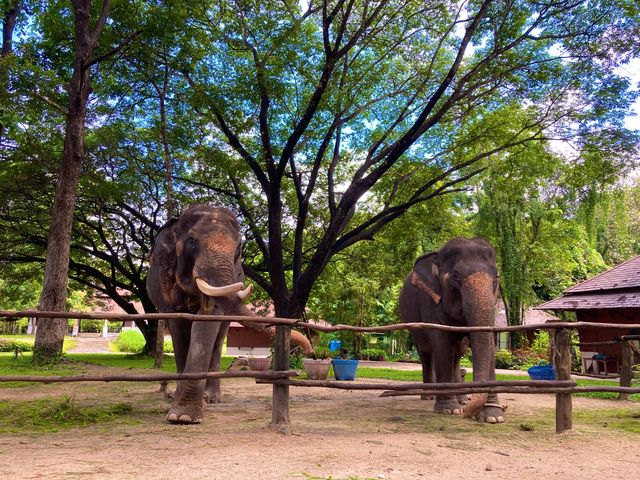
328, 340, 342, 352
332, 358, 359, 381
527, 364, 555, 380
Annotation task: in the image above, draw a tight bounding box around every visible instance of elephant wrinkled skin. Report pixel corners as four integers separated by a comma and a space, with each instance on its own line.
398, 237, 505, 423
147, 204, 312, 424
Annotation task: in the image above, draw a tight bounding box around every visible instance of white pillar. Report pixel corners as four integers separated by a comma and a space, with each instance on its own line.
102, 319, 109, 338
72, 319, 80, 337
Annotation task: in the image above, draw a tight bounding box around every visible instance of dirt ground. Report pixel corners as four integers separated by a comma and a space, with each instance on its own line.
0, 363, 639, 480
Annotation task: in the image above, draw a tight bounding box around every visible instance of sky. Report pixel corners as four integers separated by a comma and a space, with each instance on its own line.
620, 58, 640, 131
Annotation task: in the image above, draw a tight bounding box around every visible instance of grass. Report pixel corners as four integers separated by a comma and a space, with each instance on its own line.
0, 396, 163, 434
356, 366, 640, 401
0, 334, 78, 353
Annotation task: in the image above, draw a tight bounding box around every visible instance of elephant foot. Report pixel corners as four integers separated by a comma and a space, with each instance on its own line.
434, 398, 462, 416
166, 400, 205, 424
474, 403, 506, 424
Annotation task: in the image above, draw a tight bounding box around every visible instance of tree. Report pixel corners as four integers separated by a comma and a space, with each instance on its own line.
34, 0, 139, 362
178, 0, 639, 321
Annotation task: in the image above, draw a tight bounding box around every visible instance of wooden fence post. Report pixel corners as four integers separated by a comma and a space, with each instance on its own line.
270, 324, 291, 434
553, 328, 573, 433
618, 341, 633, 401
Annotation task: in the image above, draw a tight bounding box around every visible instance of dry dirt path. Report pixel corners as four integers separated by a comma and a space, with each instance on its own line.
0, 363, 638, 480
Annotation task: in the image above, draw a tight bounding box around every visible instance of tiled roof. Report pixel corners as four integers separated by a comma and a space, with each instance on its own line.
535, 256, 640, 311
535, 291, 640, 311
565, 256, 640, 293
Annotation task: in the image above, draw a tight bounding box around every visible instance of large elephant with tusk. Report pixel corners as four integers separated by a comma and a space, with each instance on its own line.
398, 237, 505, 424
147, 204, 313, 424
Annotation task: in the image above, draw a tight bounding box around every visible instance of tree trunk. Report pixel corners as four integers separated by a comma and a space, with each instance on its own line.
34, 0, 110, 363
1, 0, 20, 144
153, 58, 173, 367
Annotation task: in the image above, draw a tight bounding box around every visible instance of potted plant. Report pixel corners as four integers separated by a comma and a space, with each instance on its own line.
303, 347, 332, 380
248, 356, 272, 371
332, 349, 359, 381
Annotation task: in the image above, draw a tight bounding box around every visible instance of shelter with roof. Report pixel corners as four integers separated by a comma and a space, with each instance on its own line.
536, 256, 640, 375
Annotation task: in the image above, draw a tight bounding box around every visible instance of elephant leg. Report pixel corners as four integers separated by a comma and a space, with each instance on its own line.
468, 331, 505, 424
454, 343, 468, 405
432, 332, 462, 416
204, 321, 230, 404
167, 320, 222, 424
168, 319, 191, 374
417, 348, 433, 400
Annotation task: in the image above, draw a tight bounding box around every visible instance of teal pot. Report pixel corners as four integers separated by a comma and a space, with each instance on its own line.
332, 358, 359, 381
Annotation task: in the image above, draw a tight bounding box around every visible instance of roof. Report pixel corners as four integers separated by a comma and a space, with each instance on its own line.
564, 256, 640, 293
535, 256, 640, 311
495, 299, 557, 327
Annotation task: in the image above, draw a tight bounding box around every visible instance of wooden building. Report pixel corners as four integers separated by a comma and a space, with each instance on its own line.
535, 256, 640, 375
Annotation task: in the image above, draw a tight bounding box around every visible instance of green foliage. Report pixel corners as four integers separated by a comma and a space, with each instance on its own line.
0, 338, 33, 352
359, 348, 386, 361
530, 331, 550, 358
0, 397, 139, 433
112, 330, 173, 354
495, 349, 517, 369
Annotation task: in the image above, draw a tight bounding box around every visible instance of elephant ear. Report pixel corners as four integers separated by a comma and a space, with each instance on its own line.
412, 252, 442, 305
148, 217, 179, 272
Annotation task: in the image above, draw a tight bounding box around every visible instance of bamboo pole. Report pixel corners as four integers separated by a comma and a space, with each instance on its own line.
3, 310, 640, 334
553, 328, 573, 433
257, 379, 576, 390
270, 324, 291, 434
618, 341, 634, 401
0, 370, 300, 384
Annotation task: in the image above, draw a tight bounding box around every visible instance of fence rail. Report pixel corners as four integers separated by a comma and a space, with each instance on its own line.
1, 309, 639, 434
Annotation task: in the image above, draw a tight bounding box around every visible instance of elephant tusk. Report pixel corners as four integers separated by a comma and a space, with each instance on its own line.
195, 278, 244, 297
237, 284, 253, 301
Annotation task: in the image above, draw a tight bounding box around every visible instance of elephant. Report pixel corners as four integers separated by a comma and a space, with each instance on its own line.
398, 237, 505, 423
147, 204, 313, 424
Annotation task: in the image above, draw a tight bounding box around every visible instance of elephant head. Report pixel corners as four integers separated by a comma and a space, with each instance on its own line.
151, 204, 250, 313
148, 203, 312, 350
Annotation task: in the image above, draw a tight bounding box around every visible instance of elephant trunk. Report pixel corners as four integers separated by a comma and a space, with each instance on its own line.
215, 297, 314, 354
462, 271, 497, 383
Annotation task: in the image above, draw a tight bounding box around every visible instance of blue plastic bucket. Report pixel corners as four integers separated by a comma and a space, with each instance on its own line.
328, 340, 342, 352
527, 364, 555, 380
332, 358, 359, 381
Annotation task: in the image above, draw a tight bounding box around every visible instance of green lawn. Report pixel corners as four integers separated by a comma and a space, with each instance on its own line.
1, 353, 636, 401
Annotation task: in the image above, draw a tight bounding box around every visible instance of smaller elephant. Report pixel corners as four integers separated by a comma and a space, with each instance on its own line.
147, 204, 312, 424
399, 237, 505, 423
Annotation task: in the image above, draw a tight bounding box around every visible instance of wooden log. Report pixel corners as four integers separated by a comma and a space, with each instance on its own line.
382, 385, 640, 396
553, 328, 573, 433
0, 369, 300, 384
270, 324, 291, 434
618, 341, 634, 401
3, 310, 640, 334
380, 387, 576, 397
257, 379, 576, 390
0, 310, 297, 325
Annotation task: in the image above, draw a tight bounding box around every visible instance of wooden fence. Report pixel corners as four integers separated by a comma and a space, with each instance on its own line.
1, 310, 640, 434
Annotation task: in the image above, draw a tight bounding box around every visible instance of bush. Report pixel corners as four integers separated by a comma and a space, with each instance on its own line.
112, 330, 146, 353
512, 347, 548, 369
0, 339, 34, 352
111, 330, 174, 354
495, 349, 516, 369
359, 348, 385, 361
